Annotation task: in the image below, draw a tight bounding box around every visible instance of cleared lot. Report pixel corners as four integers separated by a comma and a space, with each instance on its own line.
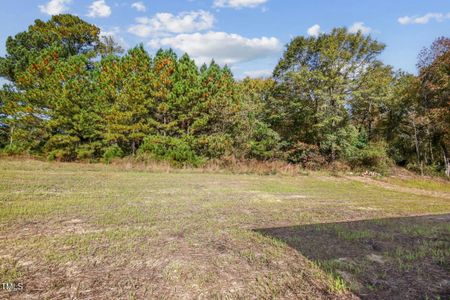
1, 160, 449, 299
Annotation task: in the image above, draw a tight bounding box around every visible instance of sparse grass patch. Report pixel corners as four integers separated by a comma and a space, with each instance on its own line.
0, 258, 22, 283
381, 177, 450, 193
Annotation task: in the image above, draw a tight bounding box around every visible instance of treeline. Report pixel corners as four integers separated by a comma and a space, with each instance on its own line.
0, 15, 448, 175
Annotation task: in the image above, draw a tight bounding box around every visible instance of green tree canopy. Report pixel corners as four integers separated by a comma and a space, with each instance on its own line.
0, 14, 101, 83
272, 28, 386, 161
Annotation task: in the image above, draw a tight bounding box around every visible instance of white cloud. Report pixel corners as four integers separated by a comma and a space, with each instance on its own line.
243, 69, 272, 78
349, 22, 372, 34
87, 0, 111, 18
131, 1, 146, 12
149, 31, 281, 65
214, 0, 267, 9
307, 24, 321, 37
39, 0, 71, 15
398, 12, 450, 25
128, 10, 215, 37
101, 27, 129, 49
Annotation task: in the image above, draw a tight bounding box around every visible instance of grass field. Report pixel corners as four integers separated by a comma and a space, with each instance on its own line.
0, 159, 449, 299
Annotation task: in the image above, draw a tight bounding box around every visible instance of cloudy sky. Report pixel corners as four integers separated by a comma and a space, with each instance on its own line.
1, 0, 449, 78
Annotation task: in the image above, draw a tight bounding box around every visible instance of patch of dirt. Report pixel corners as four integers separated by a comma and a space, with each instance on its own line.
0, 218, 103, 241
255, 214, 450, 299
337, 270, 363, 291
0, 235, 344, 300
366, 254, 385, 264
281, 194, 308, 200
426, 214, 450, 221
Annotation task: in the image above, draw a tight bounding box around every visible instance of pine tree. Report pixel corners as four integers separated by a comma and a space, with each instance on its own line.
101, 45, 154, 155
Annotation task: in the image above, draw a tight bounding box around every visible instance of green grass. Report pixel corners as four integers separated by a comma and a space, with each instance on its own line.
0, 159, 449, 299
380, 176, 450, 193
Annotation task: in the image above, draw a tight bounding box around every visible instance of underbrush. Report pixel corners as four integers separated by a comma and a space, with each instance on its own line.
110, 156, 308, 176
2, 152, 449, 180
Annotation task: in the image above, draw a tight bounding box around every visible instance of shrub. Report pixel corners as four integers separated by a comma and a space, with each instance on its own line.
321, 126, 360, 161
47, 149, 73, 161
103, 144, 124, 164
193, 134, 233, 159
44, 135, 78, 161
138, 135, 204, 167
77, 142, 103, 161
406, 162, 446, 177
349, 142, 391, 173
287, 142, 326, 169
1, 143, 27, 155
248, 121, 281, 160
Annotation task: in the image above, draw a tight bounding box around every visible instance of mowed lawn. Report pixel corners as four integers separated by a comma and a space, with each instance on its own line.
0, 160, 449, 299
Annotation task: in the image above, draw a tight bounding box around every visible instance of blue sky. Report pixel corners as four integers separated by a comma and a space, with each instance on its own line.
0, 0, 449, 78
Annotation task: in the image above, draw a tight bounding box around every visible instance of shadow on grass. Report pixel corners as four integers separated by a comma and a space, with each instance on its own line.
254, 214, 450, 300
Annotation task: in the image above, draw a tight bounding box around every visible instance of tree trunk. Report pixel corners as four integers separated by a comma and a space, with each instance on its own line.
443, 146, 450, 177
412, 118, 423, 176
427, 127, 434, 164
367, 100, 373, 142
446, 156, 450, 178
163, 116, 167, 136
9, 125, 14, 146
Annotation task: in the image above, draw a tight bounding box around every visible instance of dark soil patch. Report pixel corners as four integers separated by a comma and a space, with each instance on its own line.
255, 214, 450, 300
